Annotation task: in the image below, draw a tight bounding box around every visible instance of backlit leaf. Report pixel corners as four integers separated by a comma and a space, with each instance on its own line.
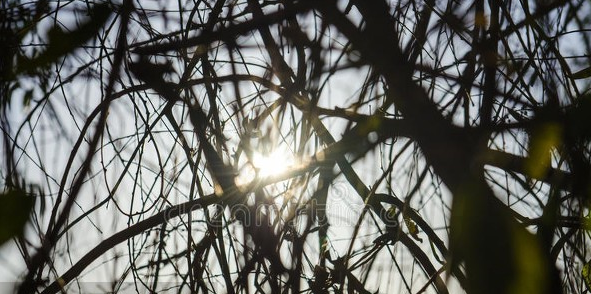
403, 211, 422, 242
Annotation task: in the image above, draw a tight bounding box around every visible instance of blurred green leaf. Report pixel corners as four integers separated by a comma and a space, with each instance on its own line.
0, 189, 34, 246
526, 123, 562, 179
583, 260, 591, 292
449, 182, 551, 294
510, 225, 547, 294
16, 3, 111, 74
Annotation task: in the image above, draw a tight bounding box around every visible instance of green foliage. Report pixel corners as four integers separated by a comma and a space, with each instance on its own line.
526, 122, 562, 178
448, 179, 551, 294
402, 210, 422, 242
583, 260, 591, 292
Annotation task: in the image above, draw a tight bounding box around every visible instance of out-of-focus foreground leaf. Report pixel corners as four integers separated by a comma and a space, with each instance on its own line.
526, 122, 562, 179
0, 189, 34, 246
565, 94, 591, 142
449, 181, 552, 294
583, 260, 591, 292
16, 3, 112, 74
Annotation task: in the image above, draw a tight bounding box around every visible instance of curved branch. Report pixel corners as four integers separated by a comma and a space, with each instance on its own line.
41, 194, 219, 294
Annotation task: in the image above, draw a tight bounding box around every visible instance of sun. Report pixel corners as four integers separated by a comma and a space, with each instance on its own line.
235, 148, 293, 188
251, 150, 291, 177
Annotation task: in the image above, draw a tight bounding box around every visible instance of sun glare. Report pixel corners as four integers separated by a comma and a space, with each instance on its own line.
252, 150, 291, 177
235, 149, 293, 188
